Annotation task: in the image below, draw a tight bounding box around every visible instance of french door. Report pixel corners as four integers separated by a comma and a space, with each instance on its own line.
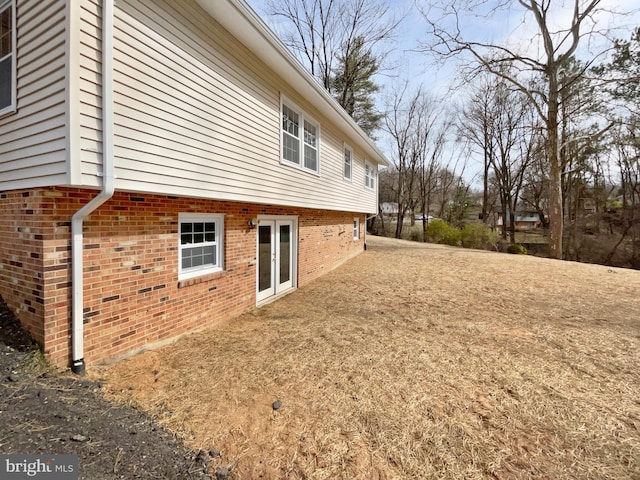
257, 218, 296, 303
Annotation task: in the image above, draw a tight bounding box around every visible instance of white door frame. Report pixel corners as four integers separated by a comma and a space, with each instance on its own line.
256, 215, 298, 304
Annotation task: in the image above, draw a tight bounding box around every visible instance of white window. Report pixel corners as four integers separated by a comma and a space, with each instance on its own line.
343, 144, 353, 180
353, 218, 360, 240
0, 0, 16, 116
178, 213, 224, 280
365, 162, 376, 189
281, 97, 320, 174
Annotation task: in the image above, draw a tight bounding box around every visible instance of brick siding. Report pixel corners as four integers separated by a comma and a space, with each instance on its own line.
0, 187, 365, 368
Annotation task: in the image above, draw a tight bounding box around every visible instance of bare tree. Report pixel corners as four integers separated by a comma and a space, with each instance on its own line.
267, 0, 337, 88
383, 85, 423, 238
382, 85, 458, 239
419, 0, 628, 259
266, 0, 401, 133
459, 75, 497, 224
521, 137, 550, 228
459, 74, 538, 241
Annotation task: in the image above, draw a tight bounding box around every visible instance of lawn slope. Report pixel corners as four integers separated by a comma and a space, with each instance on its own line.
99, 236, 640, 480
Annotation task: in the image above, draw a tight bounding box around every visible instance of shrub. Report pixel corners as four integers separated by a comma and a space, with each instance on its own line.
426, 219, 462, 246
461, 223, 499, 250
506, 243, 528, 255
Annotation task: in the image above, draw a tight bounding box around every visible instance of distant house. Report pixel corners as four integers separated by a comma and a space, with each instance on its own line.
380, 202, 399, 217
496, 211, 541, 231
0, 0, 389, 372
582, 198, 597, 214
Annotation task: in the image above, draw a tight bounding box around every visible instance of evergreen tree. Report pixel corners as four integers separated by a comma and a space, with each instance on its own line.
331, 36, 382, 137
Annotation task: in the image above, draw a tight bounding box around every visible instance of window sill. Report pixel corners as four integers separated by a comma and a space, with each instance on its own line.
280, 159, 320, 177
0, 105, 17, 119
178, 270, 225, 288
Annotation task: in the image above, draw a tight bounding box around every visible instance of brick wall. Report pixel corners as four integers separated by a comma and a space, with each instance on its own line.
0, 187, 365, 368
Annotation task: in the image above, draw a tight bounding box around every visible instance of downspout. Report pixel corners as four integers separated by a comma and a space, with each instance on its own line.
70, 0, 115, 375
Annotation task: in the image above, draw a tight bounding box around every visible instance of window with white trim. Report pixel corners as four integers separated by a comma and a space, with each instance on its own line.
178, 213, 224, 279
353, 217, 360, 240
281, 97, 320, 174
343, 144, 353, 180
365, 162, 376, 189
0, 0, 16, 116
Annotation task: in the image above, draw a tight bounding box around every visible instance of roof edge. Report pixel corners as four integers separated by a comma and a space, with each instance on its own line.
194, 0, 390, 167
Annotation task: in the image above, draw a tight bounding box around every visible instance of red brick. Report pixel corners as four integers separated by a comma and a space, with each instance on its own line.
0, 187, 365, 368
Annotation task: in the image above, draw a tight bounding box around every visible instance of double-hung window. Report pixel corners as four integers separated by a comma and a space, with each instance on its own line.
353, 218, 360, 240
365, 162, 376, 190
0, 0, 16, 116
281, 97, 320, 174
343, 144, 353, 180
179, 213, 224, 280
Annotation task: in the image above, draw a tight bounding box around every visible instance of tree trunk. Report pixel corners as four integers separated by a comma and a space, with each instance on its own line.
509, 200, 517, 244
482, 146, 490, 222
547, 75, 563, 259
395, 208, 404, 238
501, 202, 508, 240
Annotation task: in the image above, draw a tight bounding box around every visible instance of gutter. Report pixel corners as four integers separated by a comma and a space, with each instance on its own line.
70, 0, 115, 375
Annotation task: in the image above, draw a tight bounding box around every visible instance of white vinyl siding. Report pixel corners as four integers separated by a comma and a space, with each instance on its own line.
179, 213, 224, 280
0, 0, 68, 190
78, 0, 105, 186
0, 0, 382, 213
69, 0, 379, 213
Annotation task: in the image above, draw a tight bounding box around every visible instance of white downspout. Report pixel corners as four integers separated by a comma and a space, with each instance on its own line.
71, 0, 115, 375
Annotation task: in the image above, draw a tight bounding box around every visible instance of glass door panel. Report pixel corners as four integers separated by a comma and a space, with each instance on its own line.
278, 224, 291, 285
258, 224, 273, 295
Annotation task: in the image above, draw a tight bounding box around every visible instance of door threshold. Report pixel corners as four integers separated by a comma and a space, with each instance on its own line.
256, 287, 297, 307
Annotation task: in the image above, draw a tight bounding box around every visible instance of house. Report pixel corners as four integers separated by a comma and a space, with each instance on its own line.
0, 0, 389, 373
496, 210, 541, 231
380, 202, 398, 217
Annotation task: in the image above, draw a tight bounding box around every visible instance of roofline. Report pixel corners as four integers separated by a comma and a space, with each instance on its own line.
194, 0, 390, 167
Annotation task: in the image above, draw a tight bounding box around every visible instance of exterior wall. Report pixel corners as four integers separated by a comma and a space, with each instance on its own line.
88, 0, 377, 213
0, 188, 74, 350
0, 0, 69, 190
1, 0, 380, 211
0, 187, 365, 368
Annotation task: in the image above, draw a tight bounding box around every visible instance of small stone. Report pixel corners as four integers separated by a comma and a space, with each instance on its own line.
215, 467, 230, 479
195, 449, 209, 466
209, 449, 221, 458
71, 434, 88, 442
272, 400, 282, 410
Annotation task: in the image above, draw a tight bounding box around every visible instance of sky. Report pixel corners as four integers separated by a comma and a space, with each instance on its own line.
244, 0, 639, 185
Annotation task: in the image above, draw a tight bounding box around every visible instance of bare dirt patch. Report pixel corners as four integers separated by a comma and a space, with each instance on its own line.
0, 297, 213, 479
97, 236, 640, 479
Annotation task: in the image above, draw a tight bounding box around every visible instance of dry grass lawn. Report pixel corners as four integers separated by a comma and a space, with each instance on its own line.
97, 235, 640, 479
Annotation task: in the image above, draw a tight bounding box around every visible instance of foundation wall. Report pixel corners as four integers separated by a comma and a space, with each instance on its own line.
0, 187, 365, 367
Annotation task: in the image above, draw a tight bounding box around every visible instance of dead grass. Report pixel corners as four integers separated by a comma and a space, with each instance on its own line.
96, 236, 640, 479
